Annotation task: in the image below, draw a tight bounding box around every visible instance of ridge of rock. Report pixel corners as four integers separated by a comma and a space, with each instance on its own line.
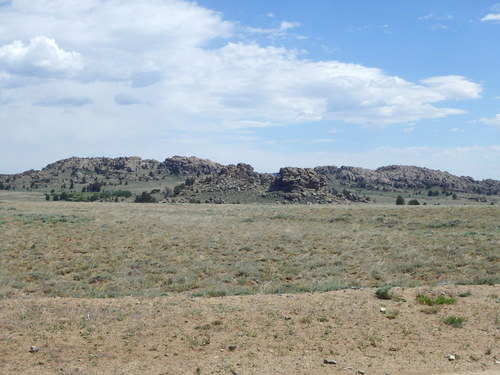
1, 156, 498, 200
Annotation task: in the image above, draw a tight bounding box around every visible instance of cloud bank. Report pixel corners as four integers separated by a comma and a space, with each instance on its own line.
0, 0, 482, 129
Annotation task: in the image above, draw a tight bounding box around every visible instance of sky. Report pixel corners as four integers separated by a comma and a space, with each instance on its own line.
0, 0, 499, 179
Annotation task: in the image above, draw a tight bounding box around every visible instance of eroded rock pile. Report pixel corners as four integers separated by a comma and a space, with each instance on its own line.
270, 167, 334, 203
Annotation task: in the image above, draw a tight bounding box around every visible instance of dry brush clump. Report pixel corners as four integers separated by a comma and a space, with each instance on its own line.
0, 202, 498, 298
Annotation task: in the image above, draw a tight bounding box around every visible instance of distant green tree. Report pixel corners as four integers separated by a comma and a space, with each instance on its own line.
59, 191, 70, 201
173, 183, 186, 196
134, 191, 157, 203
408, 199, 420, 205
396, 195, 405, 205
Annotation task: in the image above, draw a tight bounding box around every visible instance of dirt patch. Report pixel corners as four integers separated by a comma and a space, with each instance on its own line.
1, 285, 498, 374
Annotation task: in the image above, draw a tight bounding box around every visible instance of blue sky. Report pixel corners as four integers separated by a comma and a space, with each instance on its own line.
0, 0, 499, 179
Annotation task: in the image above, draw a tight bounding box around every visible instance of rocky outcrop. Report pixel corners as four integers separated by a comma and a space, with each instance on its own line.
181, 163, 273, 194
269, 167, 334, 203
42, 156, 160, 174
1, 156, 498, 200
173, 163, 274, 203
160, 156, 223, 176
315, 165, 500, 195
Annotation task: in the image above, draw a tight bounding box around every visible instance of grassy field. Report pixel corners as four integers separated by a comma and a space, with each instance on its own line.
0, 199, 499, 374
0, 200, 498, 299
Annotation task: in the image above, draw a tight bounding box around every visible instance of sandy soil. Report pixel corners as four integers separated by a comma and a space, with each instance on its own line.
1, 285, 499, 375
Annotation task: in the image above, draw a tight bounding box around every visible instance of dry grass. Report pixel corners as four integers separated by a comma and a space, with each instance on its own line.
0, 201, 498, 298
0, 285, 498, 375
0, 201, 499, 374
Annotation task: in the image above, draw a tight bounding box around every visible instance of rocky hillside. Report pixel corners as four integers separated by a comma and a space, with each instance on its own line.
315, 165, 500, 195
170, 164, 363, 204
1, 156, 498, 202
0, 156, 221, 189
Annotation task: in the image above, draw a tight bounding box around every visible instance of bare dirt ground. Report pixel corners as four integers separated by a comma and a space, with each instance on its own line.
1, 284, 498, 375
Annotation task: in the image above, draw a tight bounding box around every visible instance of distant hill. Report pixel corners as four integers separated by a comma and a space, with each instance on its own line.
0, 156, 498, 203
314, 165, 500, 195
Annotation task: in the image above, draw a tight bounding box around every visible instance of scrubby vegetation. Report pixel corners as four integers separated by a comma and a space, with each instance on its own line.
49, 190, 132, 202
0, 202, 497, 298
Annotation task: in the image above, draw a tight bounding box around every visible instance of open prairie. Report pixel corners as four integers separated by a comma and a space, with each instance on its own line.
0, 199, 499, 374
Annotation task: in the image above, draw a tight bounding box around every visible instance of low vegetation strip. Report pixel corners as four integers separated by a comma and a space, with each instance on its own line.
0, 202, 498, 298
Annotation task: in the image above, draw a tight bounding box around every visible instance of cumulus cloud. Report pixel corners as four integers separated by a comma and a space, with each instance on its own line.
0, 0, 485, 136
0, 36, 83, 77
420, 75, 482, 100
481, 13, 500, 22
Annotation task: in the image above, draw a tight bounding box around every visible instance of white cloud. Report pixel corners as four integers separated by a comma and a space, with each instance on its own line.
0, 36, 83, 78
480, 114, 500, 127
0, 1, 482, 129
481, 13, 500, 22
247, 20, 301, 38
280, 21, 300, 31
420, 75, 482, 100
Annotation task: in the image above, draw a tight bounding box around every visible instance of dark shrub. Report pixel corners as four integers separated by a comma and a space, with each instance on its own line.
134, 191, 157, 203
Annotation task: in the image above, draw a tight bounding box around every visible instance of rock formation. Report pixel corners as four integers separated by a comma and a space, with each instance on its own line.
1, 156, 498, 202
315, 165, 499, 195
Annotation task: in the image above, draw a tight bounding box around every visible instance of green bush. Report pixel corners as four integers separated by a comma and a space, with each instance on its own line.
134, 191, 157, 203
173, 183, 186, 196
416, 294, 456, 306
59, 192, 70, 201
408, 199, 420, 205
375, 287, 392, 300
443, 315, 467, 328
396, 195, 405, 205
